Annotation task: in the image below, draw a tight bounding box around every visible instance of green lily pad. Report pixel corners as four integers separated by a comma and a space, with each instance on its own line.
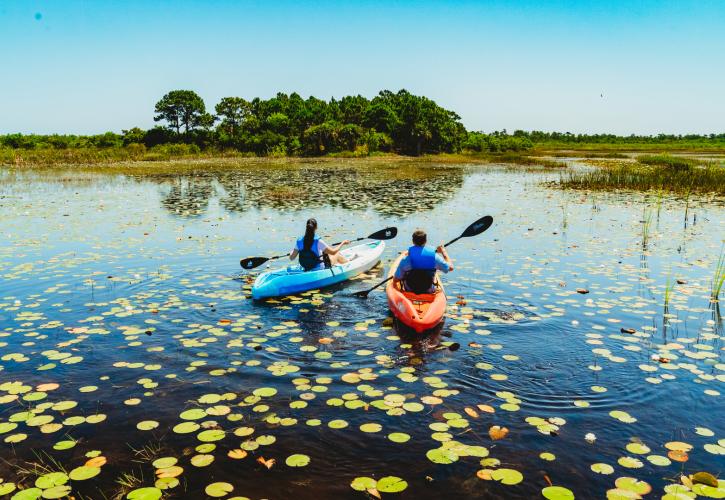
350, 477, 377, 491
10, 487, 42, 499
646, 455, 671, 466
388, 432, 411, 443
53, 440, 76, 451
173, 422, 199, 434
35, 472, 69, 489
190, 454, 214, 467
40, 485, 72, 499
542, 486, 575, 499
359, 423, 382, 433
0, 483, 17, 496
591, 463, 614, 474
376, 476, 408, 493
625, 442, 650, 454
152, 457, 177, 469
205, 482, 234, 497
615, 477, 652, 495
126, 487, 162, 500
328, 419, 348, 429
285, 454, 310, 467
253, 387, 277, 397
426, 447, 459, 464
491, 468, 523, 485
0, 422, 18, 434
197, 429, 225, 442
136, 420, 159, 431
69, 466, 101, 481
180, 408, 206, 420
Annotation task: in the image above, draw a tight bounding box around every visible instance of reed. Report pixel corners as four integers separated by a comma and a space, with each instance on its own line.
558, 161, 725, 195
641, 207, 653, 250
663, 273, 675, 309
711, 246, 725, 302
637, 154, 695, 170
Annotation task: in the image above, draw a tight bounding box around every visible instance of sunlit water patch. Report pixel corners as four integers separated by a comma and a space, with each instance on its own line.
0, 163, 723, 499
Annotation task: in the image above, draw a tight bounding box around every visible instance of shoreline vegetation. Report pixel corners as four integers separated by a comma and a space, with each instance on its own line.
1, 88, 723, 194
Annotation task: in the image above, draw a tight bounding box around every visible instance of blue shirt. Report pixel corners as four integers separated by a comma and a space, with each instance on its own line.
394, 251, 450, 279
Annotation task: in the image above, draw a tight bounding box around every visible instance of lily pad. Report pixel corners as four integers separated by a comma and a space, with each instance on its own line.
542, 486, 575, 499
376, 476, 408, 493
69, 466, 101, 481
285, 454, 310, 467
205, 482, 234, 497
126, 487, 162, 500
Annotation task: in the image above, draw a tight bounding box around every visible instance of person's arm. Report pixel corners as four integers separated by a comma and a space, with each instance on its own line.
322, 239, 349, 256
436, 244, 453, 272
289, 248, 298, 260
393, 254, 411, 285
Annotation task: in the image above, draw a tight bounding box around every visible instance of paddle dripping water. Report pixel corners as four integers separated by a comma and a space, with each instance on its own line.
0, 162, 723, 499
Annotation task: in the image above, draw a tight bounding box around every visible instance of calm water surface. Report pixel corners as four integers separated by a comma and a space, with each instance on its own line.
0, 162, 723, 499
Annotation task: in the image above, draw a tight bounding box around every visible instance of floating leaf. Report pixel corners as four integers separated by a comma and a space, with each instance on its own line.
491, 468, 523, 485
489, 425, 509, 440
542, 486, 575, 499
591, 463, 614, 475
388, 432, 411, 443
349, 476, 376, 492
205, 482, 234, 497
376, 476, 408, 493
69, 466, 101, 481
285, 454, 310, 467
126, 487, 162, 500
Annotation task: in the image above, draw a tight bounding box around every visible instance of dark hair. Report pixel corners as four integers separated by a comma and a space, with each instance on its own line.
303, 218, 318, 250
412, 229, 427, 246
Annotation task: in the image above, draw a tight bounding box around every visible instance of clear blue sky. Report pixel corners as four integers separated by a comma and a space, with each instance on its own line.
1, 0, 723, 135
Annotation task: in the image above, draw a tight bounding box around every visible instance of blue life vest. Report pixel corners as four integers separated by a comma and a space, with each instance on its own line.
408, 245, 436, 270
404, 245, 436, 293
297, 236, 321, 271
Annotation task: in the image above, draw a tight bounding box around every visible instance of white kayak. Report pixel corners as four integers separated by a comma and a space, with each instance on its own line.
251, 240, 385, 299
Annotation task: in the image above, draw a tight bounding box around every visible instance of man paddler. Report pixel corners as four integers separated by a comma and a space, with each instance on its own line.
392, 229, 453, 293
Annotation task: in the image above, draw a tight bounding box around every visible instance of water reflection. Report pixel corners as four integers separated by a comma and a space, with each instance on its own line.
152, 164, 465, 217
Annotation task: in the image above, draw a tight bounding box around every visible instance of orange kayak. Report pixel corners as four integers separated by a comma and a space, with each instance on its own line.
386, 253, 447, 333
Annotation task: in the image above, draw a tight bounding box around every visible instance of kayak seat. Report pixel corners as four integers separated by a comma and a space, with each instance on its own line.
403, 269, 436, 294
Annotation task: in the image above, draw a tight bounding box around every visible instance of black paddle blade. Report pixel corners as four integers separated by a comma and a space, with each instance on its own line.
352, 289, 371, 298
239, 257, 268, 270
461, 215, 493, 238
368, 226, 398, 241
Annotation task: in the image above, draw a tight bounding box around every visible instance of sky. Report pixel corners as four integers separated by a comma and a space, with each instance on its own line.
1, 0, 724, 135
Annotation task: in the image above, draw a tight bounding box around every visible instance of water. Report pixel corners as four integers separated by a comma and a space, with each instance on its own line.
0, 162, 723, 499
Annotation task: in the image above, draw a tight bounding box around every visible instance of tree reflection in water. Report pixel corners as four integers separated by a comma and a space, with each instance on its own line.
155, 164, 465, 218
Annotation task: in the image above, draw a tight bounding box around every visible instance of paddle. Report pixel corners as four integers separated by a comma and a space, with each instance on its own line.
240, 226, 398, 270
352, 215, 493, 298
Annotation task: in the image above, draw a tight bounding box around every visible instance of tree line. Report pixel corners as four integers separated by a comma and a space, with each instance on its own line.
2, 89, 723, 157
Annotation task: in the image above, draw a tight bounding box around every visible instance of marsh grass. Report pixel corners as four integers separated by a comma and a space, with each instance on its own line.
663, 273, 675, 309
559, 160, 725, 195
711, 246, 725, 302
641, 208, 654, 250
637, 154, 696, 170
1, 144, 238, 166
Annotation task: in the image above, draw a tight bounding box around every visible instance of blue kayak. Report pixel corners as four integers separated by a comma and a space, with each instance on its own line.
251, 240, 385, 299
